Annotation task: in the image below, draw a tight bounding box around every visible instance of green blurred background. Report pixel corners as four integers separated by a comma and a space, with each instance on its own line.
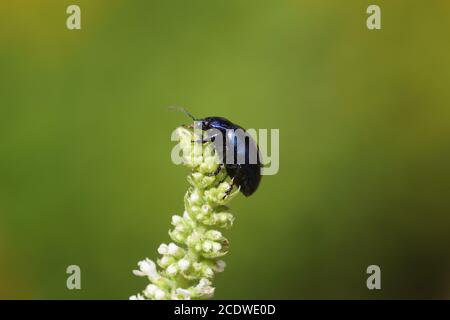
1, 0, 449, 299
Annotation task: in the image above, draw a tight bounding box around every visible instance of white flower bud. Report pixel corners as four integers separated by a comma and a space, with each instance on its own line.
144, 284, 158, 296
157, 243, 168, 255
171, 215, 182, 225
175, 224, 186, 232
207, 230, 222, 240
159, 255, 171, 267
154, 288, 166, 300
204, 267, 214, 277
178, 259, 190, 271
167, 264, 178, 275
202, 241, 213, 252
190, 191, 200, 202
133, 258, 160, 281
195, 278, 215, 297
212, 242, 222, 252
168, 243, 180, 255
192, 172, 202, 180
215, 260, 226, 272
172, 288, 191, 300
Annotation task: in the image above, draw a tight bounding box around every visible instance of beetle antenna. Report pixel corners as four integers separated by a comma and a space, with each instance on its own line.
168, 106, 198, 121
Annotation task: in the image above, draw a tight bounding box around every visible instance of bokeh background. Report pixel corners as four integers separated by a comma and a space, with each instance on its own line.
1, 0, 449, 299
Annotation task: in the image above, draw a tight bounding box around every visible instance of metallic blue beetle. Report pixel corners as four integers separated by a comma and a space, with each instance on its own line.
175, 108, 262, 197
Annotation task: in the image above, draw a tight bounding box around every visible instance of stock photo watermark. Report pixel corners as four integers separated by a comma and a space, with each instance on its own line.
66, 5, 81, 30
64, 4, 381, 32
66, 265, 81, 290
366, 265, 381, 290
170, 122, 279, 176
367, 5, 381, 30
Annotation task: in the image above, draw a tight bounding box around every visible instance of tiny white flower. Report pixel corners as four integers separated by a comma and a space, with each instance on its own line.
212, 242, 222, 252
133, 258, 160, 281
157, 243, 168, 255
190, 191, 200, 202
216, 260, 226, 272
170, 231, 184, 242
168, 243, 180, 255
202, 241, 212, 252
171, 215, 182, 225
172, 288, 191, 300
192, 172, 202, 180
167, 264, 178, 275
178, 259, 190, 271
144, 284, 159, 296
207, 230, 222, 240
204, 267, 214, 277
154, 288, 166, 300
129, 294, 145, 300
159, 255, 171, 266
198, 278, 210, 287
132, 270, 143, 277
195, 278, 215, 297
175, 224, 186, 232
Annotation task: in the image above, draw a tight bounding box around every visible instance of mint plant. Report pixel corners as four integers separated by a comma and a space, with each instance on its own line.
130, 126, 239, 300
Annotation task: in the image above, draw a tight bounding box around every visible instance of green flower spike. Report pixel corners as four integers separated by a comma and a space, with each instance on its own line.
130, 126, 239, 300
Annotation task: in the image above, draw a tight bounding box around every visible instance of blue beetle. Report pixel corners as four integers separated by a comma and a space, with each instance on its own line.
174, 108, 262, 197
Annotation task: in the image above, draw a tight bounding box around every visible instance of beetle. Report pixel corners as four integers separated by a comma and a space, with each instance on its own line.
172, 107, 262, 197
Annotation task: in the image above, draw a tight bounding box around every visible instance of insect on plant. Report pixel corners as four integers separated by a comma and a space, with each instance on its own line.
131, 108, 263, 300
172, 107, 263, 197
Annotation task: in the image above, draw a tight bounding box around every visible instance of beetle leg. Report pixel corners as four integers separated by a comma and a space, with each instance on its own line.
222, 178, 235, 199
206, 164, 223, 177
191, 132, 220, 144
191, 139, 209, 144
204, 132, 220, 143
